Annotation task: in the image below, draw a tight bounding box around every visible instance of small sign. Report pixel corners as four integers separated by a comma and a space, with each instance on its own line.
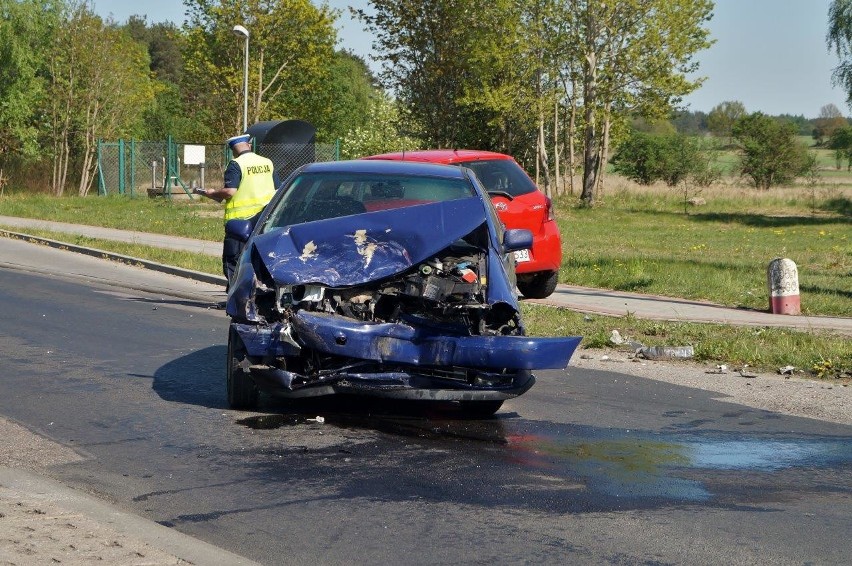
184, 145, 206, 165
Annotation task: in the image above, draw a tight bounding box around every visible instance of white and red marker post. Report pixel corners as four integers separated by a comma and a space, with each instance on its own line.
767, 258, 800, 315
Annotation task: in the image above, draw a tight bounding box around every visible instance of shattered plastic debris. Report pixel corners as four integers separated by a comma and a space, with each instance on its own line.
639, 346, 694, 360
308, 416, 325, 424
778, 365, 796, 375
706, 364, 729, 375
739, 365, 758, 378
609, 330, 624, 345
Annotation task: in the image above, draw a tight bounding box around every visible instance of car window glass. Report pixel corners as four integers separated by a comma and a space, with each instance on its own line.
459, 159, 537, 197
262, 172, 476, 231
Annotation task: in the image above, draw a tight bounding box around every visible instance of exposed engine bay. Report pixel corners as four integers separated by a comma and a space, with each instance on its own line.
248, 240, 522, 339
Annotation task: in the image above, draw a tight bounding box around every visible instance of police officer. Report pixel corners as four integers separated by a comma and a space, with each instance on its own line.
196, 134, 278, 285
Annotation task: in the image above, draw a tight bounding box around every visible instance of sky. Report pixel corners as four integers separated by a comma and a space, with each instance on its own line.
91, 0, 850, 119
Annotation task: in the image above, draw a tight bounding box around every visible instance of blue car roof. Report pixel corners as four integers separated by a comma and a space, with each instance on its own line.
301, 159, 468, 179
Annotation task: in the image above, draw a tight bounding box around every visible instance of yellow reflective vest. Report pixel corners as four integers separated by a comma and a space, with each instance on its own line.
223, 152, 276, 222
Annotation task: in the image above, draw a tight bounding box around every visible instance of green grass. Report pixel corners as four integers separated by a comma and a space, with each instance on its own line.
521, 303, 851, 379
0, 194, 223, 241
555, 184, 851, 317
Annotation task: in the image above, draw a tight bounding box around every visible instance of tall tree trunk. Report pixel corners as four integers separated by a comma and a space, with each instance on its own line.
79, 100, 98, 196
580, 52, 598, 206
538, 116, 551, 197
553, 96, 561, 196
568, 77, 577, 196
595, 107, 612, 200
568, 78, 577, 196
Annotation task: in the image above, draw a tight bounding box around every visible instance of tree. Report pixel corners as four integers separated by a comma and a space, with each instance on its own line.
828, 124, 852, 169
812, 103, 846, 144
320, 51, 380, 142
732, 113, 812, 189
355, 0, 500, 148
359, 0, 714, 206
123, 16, 196, 140
124, 16, 184, 84
46, 4, 154, 195
671, 110, 708, 135
828, 0, 852, 106
182, 0, 338, 139
0, 0, 62, 162
707, 100, 746, 140
339, 94, 421, 159
776, 113, 812, 136
573, 0, 714, 206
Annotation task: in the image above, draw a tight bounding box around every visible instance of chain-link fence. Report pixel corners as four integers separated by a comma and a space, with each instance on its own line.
259, 142, 339, 182
97, 138, 340, 198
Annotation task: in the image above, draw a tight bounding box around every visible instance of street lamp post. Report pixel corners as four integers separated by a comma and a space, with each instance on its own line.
232, 24, 250, 133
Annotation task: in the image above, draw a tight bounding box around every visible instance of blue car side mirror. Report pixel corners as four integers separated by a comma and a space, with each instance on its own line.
503, 228, 533, 253
225, 218, 256, 243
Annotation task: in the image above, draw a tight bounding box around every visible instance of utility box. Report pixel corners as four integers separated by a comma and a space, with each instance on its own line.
246, 120, 316, 181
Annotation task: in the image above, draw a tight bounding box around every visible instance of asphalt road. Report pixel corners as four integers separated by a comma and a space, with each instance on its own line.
1, 262, 851, 564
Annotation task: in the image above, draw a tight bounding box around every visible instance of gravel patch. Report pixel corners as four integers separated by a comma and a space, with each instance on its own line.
572, 347, 852, 426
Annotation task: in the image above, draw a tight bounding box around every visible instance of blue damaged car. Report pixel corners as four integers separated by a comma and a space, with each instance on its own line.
225, 160, 581, 416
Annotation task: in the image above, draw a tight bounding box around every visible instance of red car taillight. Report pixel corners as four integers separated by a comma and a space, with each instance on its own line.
545, 196, 554, 222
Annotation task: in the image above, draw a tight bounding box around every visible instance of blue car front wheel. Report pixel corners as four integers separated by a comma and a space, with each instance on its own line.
227, 326, 259, 409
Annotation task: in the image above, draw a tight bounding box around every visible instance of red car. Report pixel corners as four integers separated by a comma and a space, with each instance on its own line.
363, 150, 562, 298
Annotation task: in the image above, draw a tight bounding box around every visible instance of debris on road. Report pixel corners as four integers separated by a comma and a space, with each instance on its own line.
739, 365, 759, 378
639, 346, 695, 361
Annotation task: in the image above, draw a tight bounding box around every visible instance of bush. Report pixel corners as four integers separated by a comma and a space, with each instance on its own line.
611, 132, 717, 186
732, 112, 812, 189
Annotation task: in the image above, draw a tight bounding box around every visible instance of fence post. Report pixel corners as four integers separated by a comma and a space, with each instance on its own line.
118, 139, 126, 194
166, 135, 173, 198
130, 139, 136, 197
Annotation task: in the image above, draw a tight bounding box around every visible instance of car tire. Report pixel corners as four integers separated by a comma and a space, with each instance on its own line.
227, 326, 258, 410
459, 400, 504, 418
517, 270, 559, 299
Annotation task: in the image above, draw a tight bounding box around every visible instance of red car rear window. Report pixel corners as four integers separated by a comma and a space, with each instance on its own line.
458, 159, 537, 197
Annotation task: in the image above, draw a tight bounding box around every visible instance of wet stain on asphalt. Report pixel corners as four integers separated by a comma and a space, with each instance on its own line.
504, 431, 852, 502
237, 409, 509, 444
236, 403, 852, 505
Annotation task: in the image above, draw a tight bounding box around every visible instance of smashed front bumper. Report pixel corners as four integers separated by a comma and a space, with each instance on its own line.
231, 311, 581, 400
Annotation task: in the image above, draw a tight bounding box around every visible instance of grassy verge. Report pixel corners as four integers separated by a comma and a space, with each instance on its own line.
521, 304, 850, 379
0, 194, 223, 241
554, 182, 851, 317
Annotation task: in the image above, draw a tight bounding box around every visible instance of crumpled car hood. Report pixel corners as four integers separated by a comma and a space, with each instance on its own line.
251, 197, 487, 287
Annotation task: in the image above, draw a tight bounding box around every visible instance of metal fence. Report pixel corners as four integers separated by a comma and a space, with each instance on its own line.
97, 137, 340, 198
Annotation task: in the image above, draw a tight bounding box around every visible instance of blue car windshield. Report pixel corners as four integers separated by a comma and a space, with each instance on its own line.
263, 172, 476, 230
